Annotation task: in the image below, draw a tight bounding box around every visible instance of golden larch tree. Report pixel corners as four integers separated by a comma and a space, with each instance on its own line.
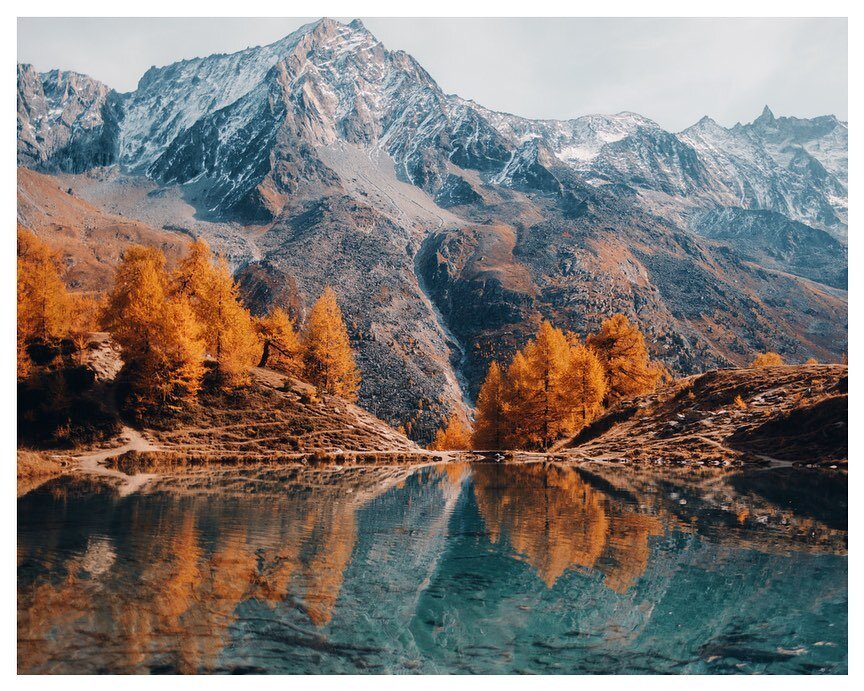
150, 295, 207, 407
502, 351, 537, 449
202, 258, 260, 386
303, 287, 360, 401
564, 344, 608, 431
104, 245, 205, 412
17, 229, 72, 377
104, 246, 168, 356
256, 307, 303, 377
472, 361, 507, 450
514, 321, 580, 449
172, 240, 259, 387
429, 413, 472, 451
751, 351, 784, 367
171, 238, 212, 299
586, 314, 660, 404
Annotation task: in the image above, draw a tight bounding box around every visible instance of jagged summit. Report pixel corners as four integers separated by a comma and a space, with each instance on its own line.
693, 115, 717, 127
756, 104, 776, 124
16, 18, 847, 228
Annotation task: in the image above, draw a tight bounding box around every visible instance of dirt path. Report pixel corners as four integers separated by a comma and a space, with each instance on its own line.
76, 427, 160, 496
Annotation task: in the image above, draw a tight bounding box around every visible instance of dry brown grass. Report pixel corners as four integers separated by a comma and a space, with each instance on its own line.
562, 364, 847, 469
143, 368, 419, 461
17, 449, 69, 496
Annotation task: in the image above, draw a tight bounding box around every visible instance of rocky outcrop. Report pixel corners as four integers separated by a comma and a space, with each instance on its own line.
17, 65, 122, 173
560, 364, 847, 467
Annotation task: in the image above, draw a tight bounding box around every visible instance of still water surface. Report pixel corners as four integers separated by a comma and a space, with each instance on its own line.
18, 462, 847, 674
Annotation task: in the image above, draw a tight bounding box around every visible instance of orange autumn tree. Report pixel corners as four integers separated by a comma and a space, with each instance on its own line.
17, 229, 72, 377
67, 293, 105, 364
479, 319, 638, 450
472, 361, 507, 450
586, 314, 661, 404
751, 351, 784, 367
171, 238, 211, 297
429, 413, 473, 451
303, 286, 360, 401
172, 240, 259, 387
502, 351, 538, 449
150, 296, 208, 408
104, 245, 205, 412
256, 307, 303, 377
564, 343, 607, 431
517, 321, 580, 449
201, 257, 260, 386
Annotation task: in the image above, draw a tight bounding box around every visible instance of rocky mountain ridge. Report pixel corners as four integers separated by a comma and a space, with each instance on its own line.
17, 18, 848, 440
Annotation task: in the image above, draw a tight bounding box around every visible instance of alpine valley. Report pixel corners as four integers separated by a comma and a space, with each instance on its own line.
17, 17, 848, 440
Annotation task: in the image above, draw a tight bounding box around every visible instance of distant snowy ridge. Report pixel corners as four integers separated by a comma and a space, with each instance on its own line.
17, 17, 847, 235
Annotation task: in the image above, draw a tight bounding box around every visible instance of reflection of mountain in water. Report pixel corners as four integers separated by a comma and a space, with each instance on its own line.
17, 463, 847, 673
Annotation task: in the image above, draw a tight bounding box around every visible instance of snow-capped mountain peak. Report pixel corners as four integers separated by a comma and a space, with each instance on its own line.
17, 18, 848, 234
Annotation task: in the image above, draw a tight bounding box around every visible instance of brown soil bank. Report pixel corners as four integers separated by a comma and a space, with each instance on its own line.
16, 450, 70, 497
559, 364, 847, 468
100, 367, 428, 474
19, 333, 428, 484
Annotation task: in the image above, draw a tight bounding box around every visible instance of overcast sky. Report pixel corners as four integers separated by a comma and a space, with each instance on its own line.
17, 17, 847, 132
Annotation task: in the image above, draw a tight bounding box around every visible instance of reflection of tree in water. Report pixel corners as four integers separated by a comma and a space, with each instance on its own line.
18, 463, 847, 673
470, 463, 846, 595
472, 463, 664, 591
18, 468, 415, 673
579, 464, 848, 557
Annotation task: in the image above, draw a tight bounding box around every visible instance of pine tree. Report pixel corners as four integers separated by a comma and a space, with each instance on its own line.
256, 307, 303, 377
104, 246, 168, 358
751, 351, 784, 367
17, 229, 72, 377
150, 296, 206, 406
16, 330, 30, 381
172, 241, 259, 387
505, 321, 580, 450
429, 413, 472, 451
586, 314, 660, 404
503, 351, 538, 449
171, 238, 212, 299
105, 245, 205, 413
529, 321, 578, 447
304, 287, 360, 401
472, 361, 507, 449
565, 344, 607, 431
204, 258, 260, 386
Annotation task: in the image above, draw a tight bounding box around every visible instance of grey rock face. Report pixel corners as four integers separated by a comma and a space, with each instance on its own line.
17, 64, 121, 172
691, 207, 847, 289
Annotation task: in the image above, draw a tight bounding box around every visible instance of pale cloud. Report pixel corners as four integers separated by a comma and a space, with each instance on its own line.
17, 16, 847, 131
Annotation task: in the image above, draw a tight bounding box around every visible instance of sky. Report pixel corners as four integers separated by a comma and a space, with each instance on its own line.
17, 17, 847, 132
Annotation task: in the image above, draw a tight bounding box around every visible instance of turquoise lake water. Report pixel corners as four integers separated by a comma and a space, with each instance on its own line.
17, 462, 847, 674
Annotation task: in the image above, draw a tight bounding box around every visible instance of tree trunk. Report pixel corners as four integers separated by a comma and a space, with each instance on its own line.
258, 339, 270, 368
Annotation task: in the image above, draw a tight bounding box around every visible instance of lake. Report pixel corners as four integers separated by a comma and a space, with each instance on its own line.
17, 462, 847, 674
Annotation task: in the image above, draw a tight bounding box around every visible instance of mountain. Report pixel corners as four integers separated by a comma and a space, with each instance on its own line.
17, 64, 122, 173
16, 167, 188, 291
16, 18, 848, 440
